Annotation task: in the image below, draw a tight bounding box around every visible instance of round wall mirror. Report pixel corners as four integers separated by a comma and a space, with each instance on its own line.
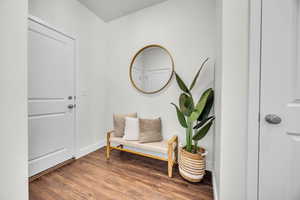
130, 45, 174, 94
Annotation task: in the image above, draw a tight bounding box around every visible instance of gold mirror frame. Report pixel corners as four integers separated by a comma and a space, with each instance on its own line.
129, 44, 175, 94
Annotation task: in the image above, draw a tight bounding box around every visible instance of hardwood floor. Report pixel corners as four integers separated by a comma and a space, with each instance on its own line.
29, 148, 213, 200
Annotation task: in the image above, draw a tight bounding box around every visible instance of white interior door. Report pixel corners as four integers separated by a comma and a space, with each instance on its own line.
28, 18, 76, 177
260, 0, 300, 199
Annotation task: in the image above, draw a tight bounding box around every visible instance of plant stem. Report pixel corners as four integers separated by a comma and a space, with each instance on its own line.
194, 140, 198, 154
186, 120, 193, 152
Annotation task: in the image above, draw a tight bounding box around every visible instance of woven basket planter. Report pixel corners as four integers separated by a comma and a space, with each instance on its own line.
178, 147, 207, 182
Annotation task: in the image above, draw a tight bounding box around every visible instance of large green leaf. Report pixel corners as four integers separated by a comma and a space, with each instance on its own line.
179, 93, 194, 116
175, 73, 190, 94
197, 90, 214, 121
193, 116, 215, 129
192, 117, 215, 141
189, 57, 210, 90
171, 103, 188, 128
189, 88, 213, 122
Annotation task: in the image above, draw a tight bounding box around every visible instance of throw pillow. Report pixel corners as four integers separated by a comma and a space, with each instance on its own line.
123, 117, 139, 141
139, 117, 162, 143
113, 112, 137, 137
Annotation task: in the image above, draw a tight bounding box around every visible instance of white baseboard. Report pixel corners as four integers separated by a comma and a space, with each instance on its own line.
76, 140, 105, 159
212, 171, 219, 200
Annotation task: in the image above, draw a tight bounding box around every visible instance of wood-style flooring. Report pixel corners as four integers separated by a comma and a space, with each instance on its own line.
29, 147, 213, 200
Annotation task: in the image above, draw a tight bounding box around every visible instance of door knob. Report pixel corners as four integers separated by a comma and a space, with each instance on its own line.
68, 104, 74, 109
265, 114, 281, 124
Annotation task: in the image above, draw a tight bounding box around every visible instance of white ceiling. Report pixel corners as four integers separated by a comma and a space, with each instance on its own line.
78, 0, 168, 22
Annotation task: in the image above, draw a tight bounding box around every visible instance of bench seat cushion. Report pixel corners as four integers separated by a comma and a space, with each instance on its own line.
110, 135, 168, 154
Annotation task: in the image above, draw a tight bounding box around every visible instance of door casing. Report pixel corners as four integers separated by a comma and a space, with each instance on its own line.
247, 0, 262, 200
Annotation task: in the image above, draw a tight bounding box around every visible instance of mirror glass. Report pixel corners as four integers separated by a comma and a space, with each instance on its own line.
130, 45, 174, 94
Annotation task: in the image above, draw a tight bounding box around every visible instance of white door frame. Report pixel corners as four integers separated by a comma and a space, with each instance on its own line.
247, 0, 262, 200
27, 15, 80, 159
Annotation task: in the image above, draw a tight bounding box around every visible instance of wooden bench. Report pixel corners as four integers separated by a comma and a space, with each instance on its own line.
106, 130, 178, 178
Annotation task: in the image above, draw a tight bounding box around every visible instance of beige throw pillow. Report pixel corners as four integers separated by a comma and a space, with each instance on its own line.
113, 113, 137, 137
139, 117, 162, 143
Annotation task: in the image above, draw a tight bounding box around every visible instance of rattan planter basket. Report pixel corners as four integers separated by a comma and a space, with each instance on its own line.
178, 147, 207, 182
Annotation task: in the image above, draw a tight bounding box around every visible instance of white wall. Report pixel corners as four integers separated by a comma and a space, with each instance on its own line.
214, 0, 249, 199
28, 0, 108, 156
0, 1, 28, 200
106, 0, 216, 169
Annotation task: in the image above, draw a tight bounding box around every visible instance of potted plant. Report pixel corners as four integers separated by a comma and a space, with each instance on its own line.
171, 58, 215, 182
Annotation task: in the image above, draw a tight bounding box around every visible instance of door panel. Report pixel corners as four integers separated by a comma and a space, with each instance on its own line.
28, 19, 75, 177
28, 23, 73, 99
29, 115, 68, 160
260, 0, 300, 199
28, 100, 67, 116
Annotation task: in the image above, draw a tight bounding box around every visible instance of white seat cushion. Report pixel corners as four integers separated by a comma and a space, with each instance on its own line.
110, 135, 169, 154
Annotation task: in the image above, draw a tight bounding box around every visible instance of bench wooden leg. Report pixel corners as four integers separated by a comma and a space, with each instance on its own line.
106, 145, 110, 160
106, 131, 111, 160
168, 136, 178, 178
168, 155, 173, 178
168, 143, 174, 178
